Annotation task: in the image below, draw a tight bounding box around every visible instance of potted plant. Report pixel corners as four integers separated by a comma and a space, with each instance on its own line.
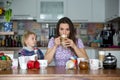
3, 0, 13, 32
5, 8, 12, 22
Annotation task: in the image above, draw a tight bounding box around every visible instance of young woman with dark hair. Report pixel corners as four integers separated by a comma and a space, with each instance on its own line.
45, 17, 88, 66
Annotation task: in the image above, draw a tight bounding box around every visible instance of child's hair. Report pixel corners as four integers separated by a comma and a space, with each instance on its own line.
22, 30, 37, 47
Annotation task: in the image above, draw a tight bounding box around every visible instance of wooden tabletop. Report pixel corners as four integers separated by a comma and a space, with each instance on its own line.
0, 66, 120, 80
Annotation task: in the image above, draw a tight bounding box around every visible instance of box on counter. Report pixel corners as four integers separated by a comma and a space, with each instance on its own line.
90, 42, 100, 48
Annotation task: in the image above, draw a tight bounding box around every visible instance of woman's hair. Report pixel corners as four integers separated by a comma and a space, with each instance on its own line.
56, 17, 77, 44
21, 30, 36, 47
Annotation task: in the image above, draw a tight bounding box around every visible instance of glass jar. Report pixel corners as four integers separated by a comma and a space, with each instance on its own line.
79, 59, 89, 70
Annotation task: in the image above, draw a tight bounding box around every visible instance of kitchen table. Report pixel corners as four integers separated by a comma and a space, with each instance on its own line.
0, 66, 120, 80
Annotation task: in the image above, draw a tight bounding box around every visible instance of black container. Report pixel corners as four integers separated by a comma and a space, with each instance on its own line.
103, 53, 117, 69
100, 24, 115, 48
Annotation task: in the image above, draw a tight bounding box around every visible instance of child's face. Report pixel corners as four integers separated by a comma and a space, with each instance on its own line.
25, 34, 37, 47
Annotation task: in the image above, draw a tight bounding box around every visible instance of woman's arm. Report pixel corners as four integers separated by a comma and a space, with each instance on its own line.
44, 37, 61, 64
44, 45, 57, 64
65, 38, 89, 59
73, 45, 89, 59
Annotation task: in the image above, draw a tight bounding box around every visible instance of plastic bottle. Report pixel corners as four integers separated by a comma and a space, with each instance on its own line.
113, 32, 118, 46
1, 36, 5, 47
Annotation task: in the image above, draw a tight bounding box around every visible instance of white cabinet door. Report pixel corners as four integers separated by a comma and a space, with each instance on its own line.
67, 0, 92, 22
10, 0, 37, 19
92, 0, 105, 22
111, 0, 119, 19
105, 0, 119, 21
105, 0, 111, 21
108, 0, 119, 20
37, 0, 67, 22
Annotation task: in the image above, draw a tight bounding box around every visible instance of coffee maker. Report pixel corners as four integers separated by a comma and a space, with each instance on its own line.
100, 24, 115, 47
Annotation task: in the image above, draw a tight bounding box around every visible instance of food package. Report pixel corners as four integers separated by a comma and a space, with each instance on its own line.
65, 56, 77, 69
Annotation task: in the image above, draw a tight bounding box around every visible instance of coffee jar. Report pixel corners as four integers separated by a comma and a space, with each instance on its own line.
79, 59, 89, 70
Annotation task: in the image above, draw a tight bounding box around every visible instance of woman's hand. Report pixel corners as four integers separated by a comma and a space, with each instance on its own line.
65, 38, 76, 48
54, 37, 61, 46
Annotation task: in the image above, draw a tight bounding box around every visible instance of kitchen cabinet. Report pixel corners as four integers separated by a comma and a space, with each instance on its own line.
105, 0, 111, 21
110, 0, 119, 20
3, 0, 106, 22
92, 0, 105, 22
67, 0, 92, 22
37, 0, 105, 22
37, 0, 67, 22
9, 0, 37, 20
105, 0, 119, 21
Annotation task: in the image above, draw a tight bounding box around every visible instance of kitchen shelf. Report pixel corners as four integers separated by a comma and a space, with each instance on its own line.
0, 32, 15, 35
0, 51, 14, 54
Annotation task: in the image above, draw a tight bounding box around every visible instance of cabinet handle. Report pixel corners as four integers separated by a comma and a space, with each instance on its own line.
12, 15, 34, 20
105, 18, 109, 21
72, 20, 88, 22
114, 15, 118, 17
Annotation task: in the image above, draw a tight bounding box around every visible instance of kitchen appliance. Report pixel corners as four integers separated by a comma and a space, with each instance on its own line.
103, 53, 117, 69
100, 28, 114, 47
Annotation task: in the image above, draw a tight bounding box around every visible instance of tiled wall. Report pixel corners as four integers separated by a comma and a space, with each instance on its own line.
11, 21, 105, 47
2, 20, 112, 47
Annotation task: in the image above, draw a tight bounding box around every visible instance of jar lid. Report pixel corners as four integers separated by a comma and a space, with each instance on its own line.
105, 53, 116, 60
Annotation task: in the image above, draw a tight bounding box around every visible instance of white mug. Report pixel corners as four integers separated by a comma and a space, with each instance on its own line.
18, 56, 27, 69
89, 59, 101, 70
38, 60, 48, 69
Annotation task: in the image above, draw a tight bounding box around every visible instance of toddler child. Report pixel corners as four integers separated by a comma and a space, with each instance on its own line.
18, 31, 44, 60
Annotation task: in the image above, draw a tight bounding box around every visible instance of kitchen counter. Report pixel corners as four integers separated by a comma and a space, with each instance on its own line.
0, 66, 120, 80
84, 47, 120, 51
97, 48, 120, 51
0, 47, 120, 51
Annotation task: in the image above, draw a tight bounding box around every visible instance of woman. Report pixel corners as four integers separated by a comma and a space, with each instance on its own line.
45, 17, 88, 66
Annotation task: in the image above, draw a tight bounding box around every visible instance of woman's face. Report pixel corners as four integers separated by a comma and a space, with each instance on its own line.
25, 34, 37, 47
59, 23, 70, 37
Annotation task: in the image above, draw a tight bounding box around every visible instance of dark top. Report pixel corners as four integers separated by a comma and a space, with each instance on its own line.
18, 48, 44, 59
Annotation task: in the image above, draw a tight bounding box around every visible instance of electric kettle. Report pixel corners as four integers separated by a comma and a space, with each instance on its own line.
103, 53, 117, 69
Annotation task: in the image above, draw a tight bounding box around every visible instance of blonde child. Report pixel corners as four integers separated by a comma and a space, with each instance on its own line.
18, 31, 44, 59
